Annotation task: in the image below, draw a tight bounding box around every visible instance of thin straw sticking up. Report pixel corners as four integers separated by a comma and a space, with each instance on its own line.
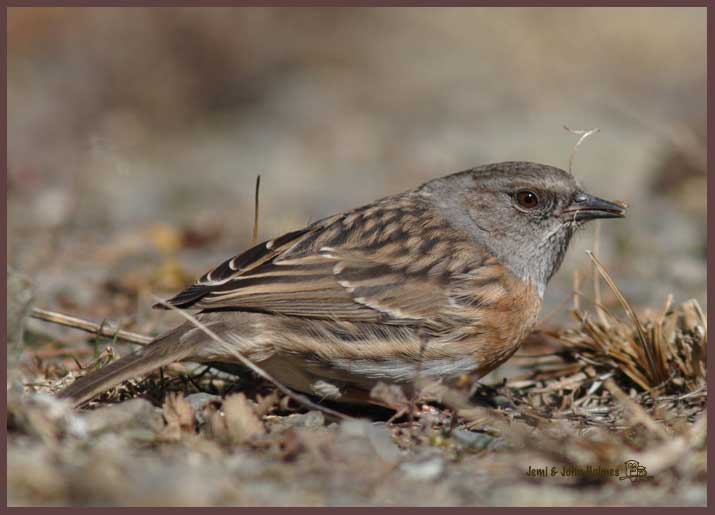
586, 251, 668, 387
572, 270, 581, 313
252, 174, 261, 245
591, 221, 610, 329
563, 125, 600, 175
586, 251, 647, 349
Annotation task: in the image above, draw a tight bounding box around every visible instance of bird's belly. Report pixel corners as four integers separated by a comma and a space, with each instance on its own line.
324, 354, 480, 383
255, 352, 479, 403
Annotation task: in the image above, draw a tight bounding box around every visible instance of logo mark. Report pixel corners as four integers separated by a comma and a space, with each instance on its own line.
619, 460, 651, 483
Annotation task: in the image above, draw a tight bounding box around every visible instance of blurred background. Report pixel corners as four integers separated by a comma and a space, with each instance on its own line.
8, 7, 707, 336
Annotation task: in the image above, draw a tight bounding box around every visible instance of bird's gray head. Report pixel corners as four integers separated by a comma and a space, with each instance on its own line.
421, 161, 626, 295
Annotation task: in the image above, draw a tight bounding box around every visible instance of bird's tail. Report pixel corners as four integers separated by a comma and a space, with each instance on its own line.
57, 324, 199, 407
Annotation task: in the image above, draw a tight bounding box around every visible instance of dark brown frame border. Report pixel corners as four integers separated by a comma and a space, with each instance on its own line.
1, 2, 711, 511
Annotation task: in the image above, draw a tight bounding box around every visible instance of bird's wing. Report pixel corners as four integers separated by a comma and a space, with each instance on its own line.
157, 197, 481, 326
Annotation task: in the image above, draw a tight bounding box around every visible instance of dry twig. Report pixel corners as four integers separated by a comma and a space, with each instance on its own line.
30, 307, 152, 345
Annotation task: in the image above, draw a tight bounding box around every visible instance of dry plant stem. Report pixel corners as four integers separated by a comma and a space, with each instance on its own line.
563, 125, 600, 175
30, 307, 152, 345
572, 270, 581, 313
586, 251, 664, 380
29, 347, 95, 359
604, 378, 669, 439
659, 294, 674, 320
591, 222, 610, 329
153, 296, 352, 421
252, 174, 261, 245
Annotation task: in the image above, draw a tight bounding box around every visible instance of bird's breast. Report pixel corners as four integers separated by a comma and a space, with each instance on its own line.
439, 263, 543, 378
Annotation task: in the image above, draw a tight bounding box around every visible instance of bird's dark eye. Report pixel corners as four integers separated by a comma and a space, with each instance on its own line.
515, 190, 539, 210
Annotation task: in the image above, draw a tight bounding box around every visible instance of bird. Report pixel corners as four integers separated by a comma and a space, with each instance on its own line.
58, 161, 626, 408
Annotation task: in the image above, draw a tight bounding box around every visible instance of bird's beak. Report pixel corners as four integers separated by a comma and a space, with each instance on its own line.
561, 193, 627, 221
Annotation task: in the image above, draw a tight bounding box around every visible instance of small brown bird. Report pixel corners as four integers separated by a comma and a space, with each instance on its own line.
59, 161, 625, 407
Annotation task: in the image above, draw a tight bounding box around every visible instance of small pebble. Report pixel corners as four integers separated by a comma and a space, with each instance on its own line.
400, 457, 445, 481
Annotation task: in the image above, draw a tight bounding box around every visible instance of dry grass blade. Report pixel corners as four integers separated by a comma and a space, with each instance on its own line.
585, 251, 644, 338
30, 307, 152, 346
586, 251, 669, 388
563, 125, 600, 175
604, 378, 668, 439
252, 174, 261, 245
591, 221, 610, 329
516, 256, 705, 429
572, 270, 581, 312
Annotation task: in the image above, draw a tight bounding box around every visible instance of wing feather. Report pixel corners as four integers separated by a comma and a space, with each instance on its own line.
157, 195, 477, 326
